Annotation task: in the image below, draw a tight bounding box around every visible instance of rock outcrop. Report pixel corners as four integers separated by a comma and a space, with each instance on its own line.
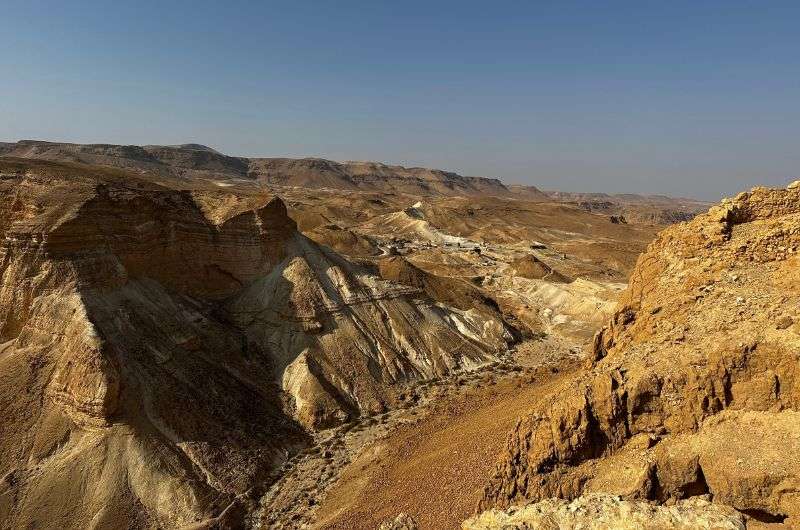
0, 158, 515, 528
510, 254, 570, 283
379, 513, 420, 530
465, 494, 745, 529
481, 184, 800, 524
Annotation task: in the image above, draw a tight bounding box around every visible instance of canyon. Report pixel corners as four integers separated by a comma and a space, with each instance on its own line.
0, 142, 792, 530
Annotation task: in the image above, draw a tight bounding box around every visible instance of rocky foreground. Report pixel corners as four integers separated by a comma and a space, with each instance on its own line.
464, 494, 746, 530
477, 181, 800, 527
380, 494, 746, 529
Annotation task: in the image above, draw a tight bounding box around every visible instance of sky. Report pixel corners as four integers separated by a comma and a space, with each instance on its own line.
0, 1, 798, 200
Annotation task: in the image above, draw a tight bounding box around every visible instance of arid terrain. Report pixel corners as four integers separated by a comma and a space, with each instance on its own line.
1, 141, 794, 529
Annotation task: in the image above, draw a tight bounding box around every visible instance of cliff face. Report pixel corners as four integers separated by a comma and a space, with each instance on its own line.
481, 183, 800, 524
0, 159, 515, 529
248, 158, 514, 197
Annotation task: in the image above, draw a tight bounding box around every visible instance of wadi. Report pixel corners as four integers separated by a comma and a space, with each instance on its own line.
0, 141, 794, 529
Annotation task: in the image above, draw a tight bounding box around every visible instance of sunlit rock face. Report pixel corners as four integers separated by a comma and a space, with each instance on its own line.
0, 159, 515, 528
481, 184, 800, 525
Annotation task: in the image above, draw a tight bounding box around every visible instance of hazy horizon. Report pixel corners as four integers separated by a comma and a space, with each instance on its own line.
1, 1, 798, 201
3, 136, 720, 202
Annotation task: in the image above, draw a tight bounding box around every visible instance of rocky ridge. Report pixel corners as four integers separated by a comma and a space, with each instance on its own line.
481, 182, 800, 525
483, 183, 800, 521
1, 141, 516, 197
0, 158, 517, 529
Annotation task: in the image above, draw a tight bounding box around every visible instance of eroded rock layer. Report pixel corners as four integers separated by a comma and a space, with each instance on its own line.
481, 183, 800, 524
0, 159, 515, 529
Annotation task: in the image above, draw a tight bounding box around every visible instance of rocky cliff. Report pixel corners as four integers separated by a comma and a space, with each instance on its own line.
0, 158, 515, 529
481, 182, 800, 525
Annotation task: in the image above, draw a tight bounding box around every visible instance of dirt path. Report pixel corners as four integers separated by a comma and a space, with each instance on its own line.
312, 356, 581, 529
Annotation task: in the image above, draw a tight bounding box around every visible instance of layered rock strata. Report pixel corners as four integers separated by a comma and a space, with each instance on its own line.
0, 159, 514, 528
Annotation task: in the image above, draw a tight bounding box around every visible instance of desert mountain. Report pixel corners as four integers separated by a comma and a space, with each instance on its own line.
0, 143, 730, 530
0, 158, 517, 529
542, 190, 710, 225
1, 142, 706, 218
479, 182, 800, 526
0, 141, 515, 198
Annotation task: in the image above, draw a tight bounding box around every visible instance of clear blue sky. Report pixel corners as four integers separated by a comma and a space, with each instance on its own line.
1, 1, 798, 200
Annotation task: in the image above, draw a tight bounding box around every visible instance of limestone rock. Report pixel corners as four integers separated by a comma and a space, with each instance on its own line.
0, 158, 515, 528
379, 513, 420, 530
464, 494, 745, 529
481, 184, 800, 523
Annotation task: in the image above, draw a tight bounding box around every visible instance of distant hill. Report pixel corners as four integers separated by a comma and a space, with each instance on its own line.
0, 141, 704, 220
544, 190, 708, 208
542, 189, 709, 224
0, 140, 517, 198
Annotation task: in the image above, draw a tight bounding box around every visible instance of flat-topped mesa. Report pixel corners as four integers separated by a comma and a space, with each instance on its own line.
481, 182, 800, 524
39, 187, 298, 299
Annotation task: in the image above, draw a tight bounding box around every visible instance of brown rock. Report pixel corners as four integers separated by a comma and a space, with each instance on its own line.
0, 158, 516, 528
379, 513, 420, 530
464, 494, 745, 529
480, 184, 800, 522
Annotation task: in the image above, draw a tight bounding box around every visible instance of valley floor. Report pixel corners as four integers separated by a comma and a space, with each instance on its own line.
257, 337, 583, 529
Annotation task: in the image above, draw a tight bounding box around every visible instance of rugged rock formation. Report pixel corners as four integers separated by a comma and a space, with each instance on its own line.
465, 494, 745, 529
481, 183, 800, 525
0, 158, 515, 528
